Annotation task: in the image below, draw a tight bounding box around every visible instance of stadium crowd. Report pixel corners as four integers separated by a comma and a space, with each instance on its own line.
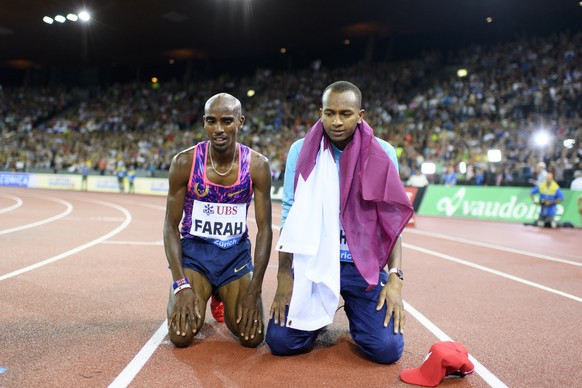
1, 30, 581, 188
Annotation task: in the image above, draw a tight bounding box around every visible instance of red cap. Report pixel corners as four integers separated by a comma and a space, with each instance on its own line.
400, 341, 475, 387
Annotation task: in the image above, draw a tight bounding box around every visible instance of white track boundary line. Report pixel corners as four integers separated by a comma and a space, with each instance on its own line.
109, 320, 168, 388
111, 198, 166, 211
0, 195, 73, 236
404, 243, 582, 303
0, 200, 132, 282
102, 241, 163, 246
0, 193, 23, 213
405, 228, 582, 266
404, 301, 507, 388
109, 302, 509, 387
110, 218, 508, 386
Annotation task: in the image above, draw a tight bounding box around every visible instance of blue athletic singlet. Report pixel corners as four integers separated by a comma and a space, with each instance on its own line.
180, 141, 253, 249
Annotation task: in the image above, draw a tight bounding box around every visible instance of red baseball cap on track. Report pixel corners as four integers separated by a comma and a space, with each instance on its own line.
400, 341, 475, 387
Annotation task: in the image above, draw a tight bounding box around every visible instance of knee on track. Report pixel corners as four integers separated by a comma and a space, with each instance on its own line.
169, 331, 195, 348
356, 335, 404, 364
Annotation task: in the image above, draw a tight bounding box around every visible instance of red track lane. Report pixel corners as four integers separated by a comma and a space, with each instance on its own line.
1, 187, 580, 387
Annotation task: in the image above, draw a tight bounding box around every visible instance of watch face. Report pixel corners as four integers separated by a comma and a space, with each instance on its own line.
390, 268, 404, 280
396, 268, 404, 280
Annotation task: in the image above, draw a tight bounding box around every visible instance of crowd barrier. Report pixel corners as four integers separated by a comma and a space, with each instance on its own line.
0, 172, 284, 201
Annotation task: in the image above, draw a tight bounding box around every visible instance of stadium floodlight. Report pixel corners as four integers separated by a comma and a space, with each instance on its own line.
533, 130, 551, 147
421, 162, 436, 175
67, 13, 79, 22
563, 139, 576, 149
247, 89, 256, 97
487, 149, 502, 163
54, 15, 66, 23
457, 68, 468, 78
78, 11, 91, 22
43, 16, 54, 24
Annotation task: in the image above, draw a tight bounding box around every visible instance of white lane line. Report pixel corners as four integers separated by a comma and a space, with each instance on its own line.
0, 193, 23, 213
108, 320, 168, 388
405, 228, 582, 266
110, 213, 505, 386
404, 301, 507, 388
0, 200, 132, 282
404, 243, 582, 303
109, 197, 166, 211
102, 241, 163, 246
273, 217, 506, 385
0, 195, 73, 236
66, 216, 126, 222
109, 293, 509, 387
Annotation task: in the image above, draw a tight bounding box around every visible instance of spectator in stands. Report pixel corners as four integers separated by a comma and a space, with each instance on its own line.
115, 162, 127, 193
406, 169, 429, 187
81, 161, 90, 191
127, 165, 136, 194
570, 170, 582, 191
531, 162, 548, 186
474, 167, 485, 186
443, 166, 457, 186
1, 30, 581, 191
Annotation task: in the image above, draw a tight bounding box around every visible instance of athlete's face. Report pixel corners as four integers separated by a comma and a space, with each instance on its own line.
320, 90, 364, 150
203, 98, 244, 154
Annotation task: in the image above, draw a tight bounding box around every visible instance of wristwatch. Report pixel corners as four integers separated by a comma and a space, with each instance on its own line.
388, 267, 404, 281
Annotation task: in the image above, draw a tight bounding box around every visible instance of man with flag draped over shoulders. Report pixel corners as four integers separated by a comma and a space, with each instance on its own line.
266, 81, 413, 364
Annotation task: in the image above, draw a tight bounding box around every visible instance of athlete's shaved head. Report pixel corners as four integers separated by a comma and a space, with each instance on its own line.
204, 93, 242, 117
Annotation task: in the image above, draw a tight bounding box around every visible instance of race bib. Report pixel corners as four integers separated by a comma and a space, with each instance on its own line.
339, 223, 353, 262
190, 201, 247, 248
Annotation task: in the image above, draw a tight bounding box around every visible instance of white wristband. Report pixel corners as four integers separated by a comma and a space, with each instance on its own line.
173, 283, 192, 295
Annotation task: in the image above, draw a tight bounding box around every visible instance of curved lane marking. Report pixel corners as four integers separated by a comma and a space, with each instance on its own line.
0, 199, 132, 282
0, 194, 73, 236
102, 241, 162, 245
111, 198, 166, 211
0, 193, 23, 214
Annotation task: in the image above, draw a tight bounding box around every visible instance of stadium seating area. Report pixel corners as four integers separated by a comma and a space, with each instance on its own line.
1, 30, 580, 187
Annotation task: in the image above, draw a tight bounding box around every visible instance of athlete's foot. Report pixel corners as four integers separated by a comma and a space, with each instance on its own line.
210, 295, 225, 322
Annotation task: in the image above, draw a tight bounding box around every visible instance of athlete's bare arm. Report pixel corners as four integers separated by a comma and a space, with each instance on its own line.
236, 149, 273, 340
164, 148, 203, 339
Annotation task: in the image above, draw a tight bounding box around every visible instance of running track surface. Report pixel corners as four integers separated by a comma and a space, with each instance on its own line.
1, 187, 581, 387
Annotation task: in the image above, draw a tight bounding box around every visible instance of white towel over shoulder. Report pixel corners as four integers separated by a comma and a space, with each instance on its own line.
276, 139, 340, 331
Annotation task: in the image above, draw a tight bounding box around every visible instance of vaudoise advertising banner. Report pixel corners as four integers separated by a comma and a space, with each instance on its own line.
418, 185, 581, 227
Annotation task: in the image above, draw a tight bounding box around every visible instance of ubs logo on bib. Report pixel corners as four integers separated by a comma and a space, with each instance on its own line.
203, 204, 214, 216
216, 205, 238, 215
